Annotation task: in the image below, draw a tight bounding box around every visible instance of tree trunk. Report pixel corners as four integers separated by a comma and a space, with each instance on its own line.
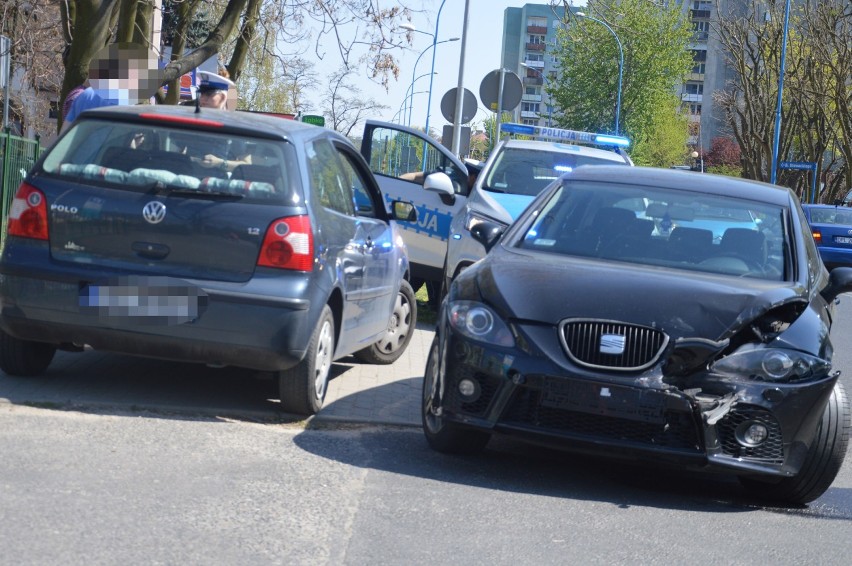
227, 0, 263, 82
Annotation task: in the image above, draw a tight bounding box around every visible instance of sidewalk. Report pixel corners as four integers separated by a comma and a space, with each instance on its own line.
0, 324, 434, 428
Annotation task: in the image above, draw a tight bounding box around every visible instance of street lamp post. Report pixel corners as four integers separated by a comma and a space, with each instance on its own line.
403, 72, 437, 127
424, 0, 448, 138
576, 12, 624, 136
520, 62, 552, 127
770, 0, 792, 185
398, 22, 458, 129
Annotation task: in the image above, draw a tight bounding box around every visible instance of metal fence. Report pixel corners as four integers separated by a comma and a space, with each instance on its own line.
1, 128, 43, 243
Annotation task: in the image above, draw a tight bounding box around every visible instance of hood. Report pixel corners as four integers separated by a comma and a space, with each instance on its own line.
474, 189, 536, 225
465, 249, 804, 342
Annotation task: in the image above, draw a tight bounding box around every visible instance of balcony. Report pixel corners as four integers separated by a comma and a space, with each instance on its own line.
691, 10, 711, 19
520, 110, 540, 119
688, 114, 701, 123
524, 76, 543, 86
681, 93, 703, 102
523, 59, 545, 68
522, 94, 542, 102
527, 25, 547, 34
526, 43, 545, 51
687, 72, 705, 82
692, 31, 709, 42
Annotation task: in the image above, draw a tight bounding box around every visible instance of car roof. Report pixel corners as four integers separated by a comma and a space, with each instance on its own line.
564, 165, 795, 206
77, 104, 338, 144
500, 138, 627, 163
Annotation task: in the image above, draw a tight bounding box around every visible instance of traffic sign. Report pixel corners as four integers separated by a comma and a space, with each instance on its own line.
779, 161, 816, 171
479, 69, 523, 112
440, 88, 477, 124
301, 114, 325, 127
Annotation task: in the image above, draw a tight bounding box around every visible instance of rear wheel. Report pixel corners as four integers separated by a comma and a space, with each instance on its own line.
0, 330, 57, 376
278, 306, 334, 416
739, 381, 850, 504
422, 337, 490, 453
354, 280, 416, 365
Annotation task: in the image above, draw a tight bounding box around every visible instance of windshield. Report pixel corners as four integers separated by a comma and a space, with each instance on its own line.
483, 146, 625, 197
41, 119, 295, 204
519, 181, 786, 280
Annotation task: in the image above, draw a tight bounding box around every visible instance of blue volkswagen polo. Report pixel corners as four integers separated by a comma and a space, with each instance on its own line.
0, 105, 418, 415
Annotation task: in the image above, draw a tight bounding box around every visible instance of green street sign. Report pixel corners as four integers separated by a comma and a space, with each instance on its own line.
301, 114, 325, 127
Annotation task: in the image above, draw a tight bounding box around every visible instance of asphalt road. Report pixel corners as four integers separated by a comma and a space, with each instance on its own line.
2, 299, 852, 564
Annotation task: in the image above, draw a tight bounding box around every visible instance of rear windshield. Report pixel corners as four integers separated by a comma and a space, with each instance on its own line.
483, 146, 626, 197
41, 119, 296, 204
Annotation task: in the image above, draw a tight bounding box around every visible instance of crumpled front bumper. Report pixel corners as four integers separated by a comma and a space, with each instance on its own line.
436, 324, 838, 478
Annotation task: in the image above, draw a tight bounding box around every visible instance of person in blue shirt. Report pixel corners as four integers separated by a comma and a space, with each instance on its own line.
62, 43, 159, 131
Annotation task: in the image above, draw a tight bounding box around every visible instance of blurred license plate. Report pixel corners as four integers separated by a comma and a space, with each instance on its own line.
834, 236, 852, 244
79, 276, 207, 324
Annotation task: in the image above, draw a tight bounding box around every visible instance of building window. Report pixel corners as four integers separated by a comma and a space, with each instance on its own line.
522, 118, 539, 126
692, 49, 707, 62
525, 86, 541, 95
689, 104, 702, 115
528, 34, 546, 44
525, 53, 543, 62
527, 16, 547, 28
522, 102, 540, 113
684, 83, 703, 95
692, 62, 706, 74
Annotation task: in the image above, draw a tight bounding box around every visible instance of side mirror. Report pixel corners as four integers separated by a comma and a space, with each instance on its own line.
424, 172, 456, 205
820, 267, 852, 303
471, 221, 505, 253
391, 200, 418, 223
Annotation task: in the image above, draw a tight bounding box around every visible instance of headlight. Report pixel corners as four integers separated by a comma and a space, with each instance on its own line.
710, 346, 830, 383
448, 301, 515, 347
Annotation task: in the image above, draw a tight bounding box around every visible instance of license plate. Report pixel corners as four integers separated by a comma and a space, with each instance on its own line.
833, 236, 852, 244
541, 378, 666, 423
79, 276, 207, 324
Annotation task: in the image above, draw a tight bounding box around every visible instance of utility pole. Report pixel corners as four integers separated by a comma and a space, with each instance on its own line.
451, 0, 471, 156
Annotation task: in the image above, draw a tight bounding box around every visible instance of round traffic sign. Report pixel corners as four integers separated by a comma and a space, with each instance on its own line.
440, 88, 478, 124
479, 69, 523, 112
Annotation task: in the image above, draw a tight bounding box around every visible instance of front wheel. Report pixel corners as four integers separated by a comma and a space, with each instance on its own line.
422, 337, 490, 453
354, 280, 416, 365
739, 381, 850, 504
0, 331, 57, 376
278, 305, 335, 416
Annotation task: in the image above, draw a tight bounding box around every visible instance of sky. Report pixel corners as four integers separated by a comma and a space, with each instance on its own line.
309, 0, 587, 130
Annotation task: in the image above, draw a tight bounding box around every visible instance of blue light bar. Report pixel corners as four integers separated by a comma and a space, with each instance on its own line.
500, 122, 630, 148
554, 165, 573, 173
594, 134, 630, 147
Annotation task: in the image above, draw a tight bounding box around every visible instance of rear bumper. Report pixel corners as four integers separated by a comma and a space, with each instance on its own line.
0, 244, 319, 371
817, 247, 852, 268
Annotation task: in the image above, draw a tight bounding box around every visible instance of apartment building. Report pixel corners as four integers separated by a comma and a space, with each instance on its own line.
501, 1, 734, 153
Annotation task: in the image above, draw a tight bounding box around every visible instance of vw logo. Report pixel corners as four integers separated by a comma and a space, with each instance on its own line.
600, 334, 626, 355
142, 201, 167, 224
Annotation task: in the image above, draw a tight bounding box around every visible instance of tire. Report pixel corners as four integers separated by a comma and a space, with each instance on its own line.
278, 305, 334, 416
422, 336, 490, 453
354, 279, 417, 365
0, 330, 57, 376
739, 381, 851, 505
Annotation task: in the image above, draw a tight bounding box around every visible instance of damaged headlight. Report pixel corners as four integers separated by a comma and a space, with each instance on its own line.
711, 346, 830, 382
448, 300, 515, 348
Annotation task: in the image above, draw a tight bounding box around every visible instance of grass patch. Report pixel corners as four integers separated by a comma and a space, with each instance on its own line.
413, 281, 438, 327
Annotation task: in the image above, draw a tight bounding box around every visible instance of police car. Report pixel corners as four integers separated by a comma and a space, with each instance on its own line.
441, 122, 633, 296
360, 121, 471, 300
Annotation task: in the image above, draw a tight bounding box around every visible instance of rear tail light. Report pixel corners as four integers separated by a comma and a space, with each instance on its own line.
257, 215, 313, 271
812, 229, 822, 245
7, 182, 48, 240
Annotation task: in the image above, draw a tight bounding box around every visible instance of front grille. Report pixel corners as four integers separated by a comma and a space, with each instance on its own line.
716, 406, 784, 464
560, 319, 668, 371
501, 389, 701, 452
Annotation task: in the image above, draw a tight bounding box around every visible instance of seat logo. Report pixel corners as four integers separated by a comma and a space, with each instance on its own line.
600, 334, 626, 355
142, 201, 167, 224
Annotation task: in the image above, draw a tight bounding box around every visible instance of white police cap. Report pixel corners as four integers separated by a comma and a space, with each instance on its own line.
198, 70, 235, 92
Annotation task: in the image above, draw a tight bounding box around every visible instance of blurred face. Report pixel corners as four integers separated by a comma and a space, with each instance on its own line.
87, 44, 159, 104
199, 90, 227, 109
